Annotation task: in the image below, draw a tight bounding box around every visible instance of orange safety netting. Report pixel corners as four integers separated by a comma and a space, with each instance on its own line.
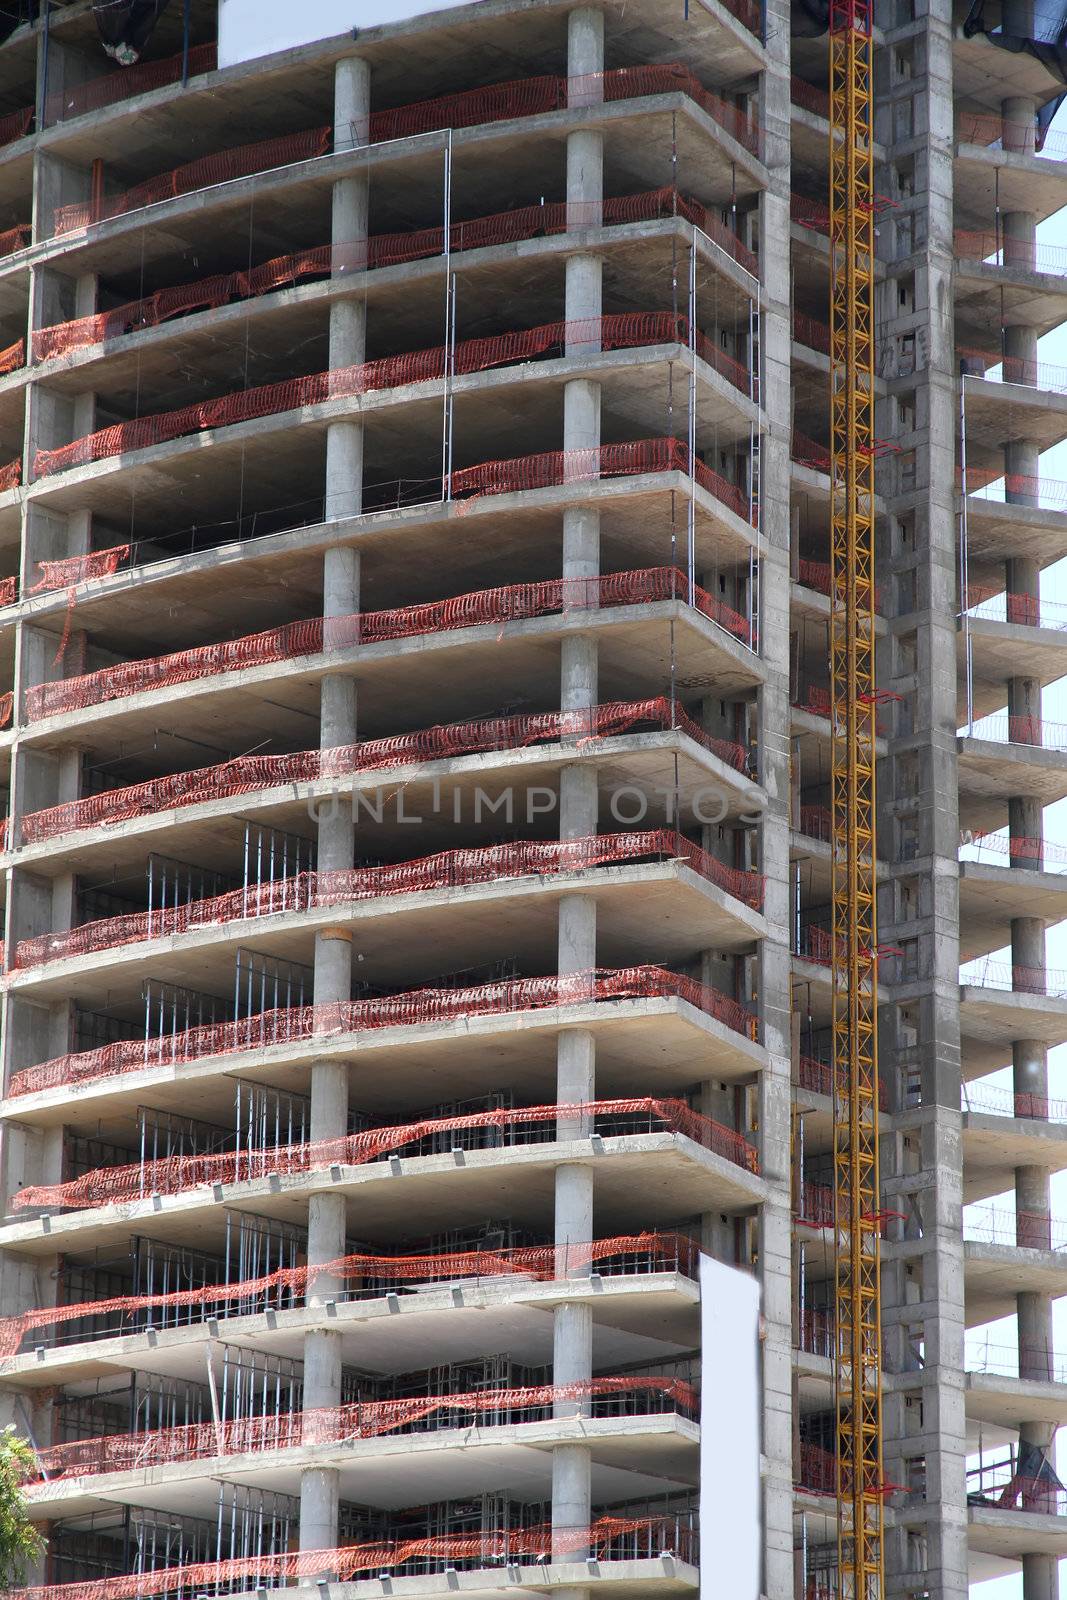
9, 1516, 688, 1600
449, 436, 757, 525
45, 43, 217, 125
53, 127, 333, 236
0, 456, 20, 491
0, 1231, 695, 1359
959, 465, 1067, 508
18, 695, 754, 846
28, 1375, 696, 1484
367, 63, 759, 156
0, 104, 32, 147
26, 567, 752, 721
15, 1093, 758, 1213
9, 963, 758, 1099
50, 62, 759, 239
791, 195, 830, 234
33, 185, 756, 363
0, 222, 28, 258
14, 830, 764, 968
27, 544, 130, 594
34, 312, 693, 478
0, 690, 11, 728
793, 684, 831, 718
792, 429, 831, 473
796, 555, 882, 611
0, 575, 16, 607
790, 76, 830, 118
798, 802, 831, 841
0, 335, 24, 374
792, 309, 830, 353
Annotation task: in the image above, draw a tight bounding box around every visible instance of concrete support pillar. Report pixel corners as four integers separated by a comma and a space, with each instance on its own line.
1008, 674, 1041, 746
1020, 1551, 1058, 1600
326, 57, 369, 524
553, 21, 603, 1555
1002, 208, 1037, 273
300, 412, 361, 1556
1002, 94, 1037, 155
1009, 794, 1043, 873
1004, 435, 1040, 510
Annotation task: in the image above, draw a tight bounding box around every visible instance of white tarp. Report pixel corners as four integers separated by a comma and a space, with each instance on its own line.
699, 1252, 761, 1599
218, 0, 474, 68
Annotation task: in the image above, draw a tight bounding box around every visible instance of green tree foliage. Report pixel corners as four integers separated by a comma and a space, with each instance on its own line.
0, 1425, 44, 1585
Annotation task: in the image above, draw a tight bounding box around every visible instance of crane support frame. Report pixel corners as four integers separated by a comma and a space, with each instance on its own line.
828, 2, 884, 1598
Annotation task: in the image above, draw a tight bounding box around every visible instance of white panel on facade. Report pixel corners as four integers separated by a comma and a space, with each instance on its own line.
699, 1252, 760, 1599
218, 0, 475, 68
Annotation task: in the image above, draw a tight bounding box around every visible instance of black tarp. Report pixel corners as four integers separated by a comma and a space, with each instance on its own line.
962, 0, 1067, 143
0, 3, 37, 45
93, 0, 173, 64
791, 0, 830, 34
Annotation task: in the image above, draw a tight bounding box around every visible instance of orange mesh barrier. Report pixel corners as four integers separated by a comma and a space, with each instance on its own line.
720, 0, 761, 32
45, 43, 217, 124
0, 223, 29, 258
9, 963, 758, 1098
0, 336, 24, 375
791, 195, 830, 234
34, 184, 752, 362
0, 690, 11, 728
796, 1053, 889, 1111
0, 105, 32, 147
368, 64, 760, 157
14, 830, 764, 967
792, 429, 831, 472
18, 696, 753, 847
793, 684, 832, 718
0, 575, 15, 607
26, 566, 753, 721
790, 76, 830, 118
0, 1232, 695, 1358
954, 228, 1067, 275
8, 1515, 692, 1600
796, 555, 882, 611
450, 437, 757, 525
53, 127, 332, 235
798, 803, 832, 841
798, 1441, 837, 1496
28, 1376, 697, 1484
34, 312, 692, 478
49, 63, 758, 238
0, 456, 20, 491
0, 817, 6, 853
27, 544, 130, 594
958, 466, 1067, 508
792, 310, 830, 353
15, 1093, 758, 1212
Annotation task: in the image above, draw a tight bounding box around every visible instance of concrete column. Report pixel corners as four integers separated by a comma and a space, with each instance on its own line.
1001, 95, 1037, 156
1001, 209, 1036, 273
1004, 436, 1039, 511
326, 57, 369, 524
552, 20, 604, 1583
1008, 674, 1041, 746
300, 396, 361, 1556
1009, 794, 1043, 872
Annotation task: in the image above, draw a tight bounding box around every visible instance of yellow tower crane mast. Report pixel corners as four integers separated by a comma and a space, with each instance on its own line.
828, 1, 884, 1598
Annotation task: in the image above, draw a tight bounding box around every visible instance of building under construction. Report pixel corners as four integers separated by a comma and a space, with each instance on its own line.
0, 0, 1064, 1595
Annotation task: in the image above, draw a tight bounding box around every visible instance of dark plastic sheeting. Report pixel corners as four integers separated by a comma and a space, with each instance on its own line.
93, 0, 174, 63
